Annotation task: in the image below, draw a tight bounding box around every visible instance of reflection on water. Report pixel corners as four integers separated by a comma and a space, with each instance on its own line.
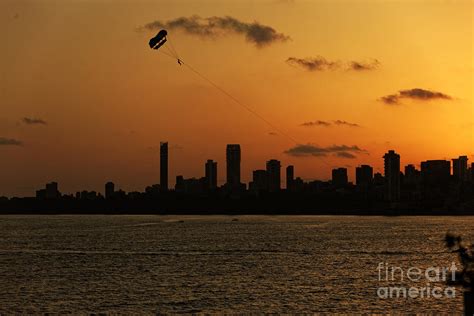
0, 215, 472, 313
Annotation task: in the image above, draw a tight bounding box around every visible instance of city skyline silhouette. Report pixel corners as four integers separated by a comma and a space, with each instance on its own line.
1, 143, 473, 215
1, 1, 472, 198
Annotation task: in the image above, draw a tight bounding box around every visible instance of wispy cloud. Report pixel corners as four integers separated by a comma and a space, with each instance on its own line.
23, 117, 47, 125
300, 120, 361, 128
284, 144, 366, 157
380, 88, 452, 105
287, 56, 380, 72
333, 120, 361, 128
301, 120, 332, 127
348, 59, 380, 71
335, 151, 356, 159
140, 16, 290, 47
286, 56, 339, 71
0, 137, 23, 146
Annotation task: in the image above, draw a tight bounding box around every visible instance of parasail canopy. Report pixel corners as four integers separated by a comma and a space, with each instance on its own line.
149, 30, 168, 50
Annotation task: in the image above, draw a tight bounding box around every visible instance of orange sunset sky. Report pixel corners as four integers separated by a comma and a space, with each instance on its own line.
1, 0, 473, 197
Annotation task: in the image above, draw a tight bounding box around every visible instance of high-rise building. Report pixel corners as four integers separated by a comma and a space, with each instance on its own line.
452, 155, 468, 181
421, 160, 451, 187
383, 150, 400, 202
332, 168, 348, 188
286, 165, 294, 190
266, 159, 281, 192
404, 164, 418, 178
175, 175, 185, 193
205, 159, 218, 190
160, 142, 168, 191
355, 165, 373, 187
226, 144, 241, 189
471, 163, 474, 181
373, 172, 385, 186
404, 164, 420, 186
105, 182, 115, 199
251, 169, 268, 192
43, 182, 60, 199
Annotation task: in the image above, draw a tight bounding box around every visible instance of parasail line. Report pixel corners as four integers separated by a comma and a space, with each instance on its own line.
158, 50, 176, 60
167, 36, 180, 59
179, 59, 301, 145
179, 59, 333, 167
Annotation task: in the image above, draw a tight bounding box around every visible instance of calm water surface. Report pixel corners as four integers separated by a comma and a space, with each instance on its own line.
0, 215, 473, 313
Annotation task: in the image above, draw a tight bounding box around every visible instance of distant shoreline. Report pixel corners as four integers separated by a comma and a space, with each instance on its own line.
1, 209, 474, 216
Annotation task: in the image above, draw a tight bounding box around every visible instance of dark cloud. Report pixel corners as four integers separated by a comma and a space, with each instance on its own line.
335, 152, 356, 159
0, 137, 22, 146
287, 57, 380, 72
380, 88, 452, 105
333, 120, 361, 128
399, 88, 452, 100
326, 145, 366, 153
284, 144, 366, 157
301, 120, 331, 127
268, 132, 278, 136
380, 94, 400, 105
284, 144, 327, 157
23, 117, 47, 125
286, 57, 339, 71
141, 16, 290, 47
348, 59, 380, 71
300, 120, 361, 128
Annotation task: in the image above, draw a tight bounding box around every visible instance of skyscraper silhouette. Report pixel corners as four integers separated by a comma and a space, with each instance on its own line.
205, 159, 218, 190
421, 160, 451, 187
286, 165, 294, 191
383, 150, 400, 202
251, 169, 268, 193
452, 155, 468, 181
266, 159, 281, 192
332, 168, 348, 188
160, 142, 168, 191
105, 182, 115, 199
226, 144, 241, 190
356, 165, 373, 187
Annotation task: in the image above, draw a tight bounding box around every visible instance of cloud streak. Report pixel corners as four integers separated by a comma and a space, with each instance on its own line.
287, 56, 380, 72
348, 59, 380, 71
333, 120, 360, 128
140, 16, 290, 47
286, 57, 339, 71
301, 120, 361, 128
380, 88, 452, 105
284, 144, 366, 157
301, 120, 332, 127
335, 151, 357, 159
0, 137, 23, 146
23, 117, 47, 125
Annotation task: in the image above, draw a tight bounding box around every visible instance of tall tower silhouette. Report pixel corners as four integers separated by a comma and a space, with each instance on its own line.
160, 142, 168, 191
226, 144, 241, 189
286, 165, 294, 190
356, 165, 373, 187
383, 150, 400, 202
452, 155, 468, 181
205, 159, 218, 190
266, 159, 281, 192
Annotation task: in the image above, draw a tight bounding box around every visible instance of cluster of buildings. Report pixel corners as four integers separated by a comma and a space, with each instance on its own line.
34, 142, 474, 208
